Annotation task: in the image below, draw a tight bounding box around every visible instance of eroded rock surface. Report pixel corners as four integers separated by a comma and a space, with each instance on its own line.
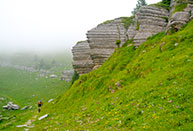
166, 0, 193, 33
72, 41, 94, 75
61, 70, 74, 81
72, 1, 192, 75
133, 6, 169, 46
87, 18, 127, 66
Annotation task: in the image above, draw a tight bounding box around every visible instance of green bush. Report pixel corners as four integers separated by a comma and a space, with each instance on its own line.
120, 16, 135, 30
115, 40, 121, 48
71, 71, 79, 85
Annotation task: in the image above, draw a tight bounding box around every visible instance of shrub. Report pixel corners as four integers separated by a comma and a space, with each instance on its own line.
116, 40, 121, 48
71, 71, 79, 85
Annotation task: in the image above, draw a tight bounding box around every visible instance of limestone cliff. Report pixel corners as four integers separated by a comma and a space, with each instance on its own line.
72, 0, 193, 75
87, 18, 127, 67
166, 0, 193, 33
72, 41, 94, 75
133, 6, 169, 46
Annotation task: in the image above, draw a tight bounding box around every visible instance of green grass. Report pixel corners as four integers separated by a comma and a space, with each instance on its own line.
32, 20, 193, 130
173, 3, 188, 14
120, 16, 135, 30
151, 0, 171, 10
0, 67, 70, 130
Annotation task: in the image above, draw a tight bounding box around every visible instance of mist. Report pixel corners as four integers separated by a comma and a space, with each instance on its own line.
0, 0, 161, 53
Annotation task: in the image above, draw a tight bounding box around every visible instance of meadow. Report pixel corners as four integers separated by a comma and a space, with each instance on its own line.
32, 20, 193, 130
0, 51, 72, 130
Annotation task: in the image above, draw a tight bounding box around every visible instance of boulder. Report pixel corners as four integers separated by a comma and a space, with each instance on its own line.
49, 74, 57, 78
48, 99, 54, 103
61, 70, 74, 81
21, 106, 29, 110
0, 97, 5, 101
38, 114, 49, 120
3, 102, 19, 110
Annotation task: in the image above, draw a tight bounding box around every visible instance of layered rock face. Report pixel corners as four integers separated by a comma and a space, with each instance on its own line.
87, 18, 127, 66
72, 41, 94, 75
72, 1, 193, 75
167, 0, 193, 33
132, 6, 169, 46
61, 70, 74, 82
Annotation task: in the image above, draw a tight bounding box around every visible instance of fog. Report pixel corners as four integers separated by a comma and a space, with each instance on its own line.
0, 0, 161, 53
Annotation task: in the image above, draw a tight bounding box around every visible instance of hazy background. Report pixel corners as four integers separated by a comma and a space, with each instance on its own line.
0, 0, 161, 53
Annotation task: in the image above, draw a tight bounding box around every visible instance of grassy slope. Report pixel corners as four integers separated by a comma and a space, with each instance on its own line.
0, 67, 70, 130
33, 20, 193, 130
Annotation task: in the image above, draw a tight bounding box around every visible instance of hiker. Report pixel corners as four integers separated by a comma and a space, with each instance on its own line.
38, 100, 43, 112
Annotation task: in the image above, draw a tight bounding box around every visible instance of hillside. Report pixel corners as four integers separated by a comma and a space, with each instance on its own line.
0, 67, 70, 130
32, 19, 193, 130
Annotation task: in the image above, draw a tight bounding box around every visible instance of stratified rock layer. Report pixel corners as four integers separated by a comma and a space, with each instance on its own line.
166, 0, 193, 33
87, 18, 127, 66
133, 6, 169, 46
72, 41, 94, 75
72, 1, 193, 75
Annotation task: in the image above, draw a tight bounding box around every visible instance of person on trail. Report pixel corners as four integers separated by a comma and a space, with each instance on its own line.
38, 100, 43, 112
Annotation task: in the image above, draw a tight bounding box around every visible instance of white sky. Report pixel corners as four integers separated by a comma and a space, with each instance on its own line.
0, 0, 161, 52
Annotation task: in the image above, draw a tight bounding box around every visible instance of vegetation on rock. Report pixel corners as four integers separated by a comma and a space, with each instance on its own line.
132, 0, 147, 15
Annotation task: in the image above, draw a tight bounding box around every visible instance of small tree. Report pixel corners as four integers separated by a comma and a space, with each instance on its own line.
116, 40, 121, 48
132, 0, 147, 15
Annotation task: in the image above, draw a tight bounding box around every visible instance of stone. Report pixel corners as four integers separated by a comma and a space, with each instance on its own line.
21, 106, 29, 110
133, 5, 169, 46
0, 97, 5, 101
3, 102, 19, 110
16, 125, 28, 128
87, 18, 127, 66
49, 74, 57, 78
61, 70, 74, 81
72, 41, 94, 75
38, 114, 49, 120
71, 1, 192, 75
93, 65, 101, 70
166, 0, 193, 33
48, 99, 54, 103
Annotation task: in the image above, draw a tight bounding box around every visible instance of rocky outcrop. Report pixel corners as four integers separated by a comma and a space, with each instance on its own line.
61, 70, 74, 81
72, 41, 94, 75
166, 0, 193, 33
87, 18, 127, 66
72, 1, 193, 75
3, 102, 19, 110
133, 6, 169, 46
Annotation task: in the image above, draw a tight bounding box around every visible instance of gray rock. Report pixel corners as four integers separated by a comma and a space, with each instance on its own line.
48, 99, 54, 103
166, 1, 193, 33
87, 18, 127, 66
38, 114, 49, 120
0, 97, 5, 101
16, 125, 28, 127
49, 74, 57, 78
133, 5, 169, 46
72, 41, 94, 75
21, 106, 29, 110
61, 70, 74, 81
3, 102, 19, 110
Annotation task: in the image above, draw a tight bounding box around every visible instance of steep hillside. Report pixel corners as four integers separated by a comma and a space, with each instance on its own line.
33, 20, 193, 130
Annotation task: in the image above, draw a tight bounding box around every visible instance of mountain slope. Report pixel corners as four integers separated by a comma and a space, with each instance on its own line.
33, 20, 193, 130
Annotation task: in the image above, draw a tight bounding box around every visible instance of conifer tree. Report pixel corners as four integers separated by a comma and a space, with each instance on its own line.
132, 0, 147, 15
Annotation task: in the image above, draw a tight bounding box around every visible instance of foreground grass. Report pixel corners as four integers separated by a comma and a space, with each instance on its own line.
33, 20, 193, 130
0, 67, 70, 130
